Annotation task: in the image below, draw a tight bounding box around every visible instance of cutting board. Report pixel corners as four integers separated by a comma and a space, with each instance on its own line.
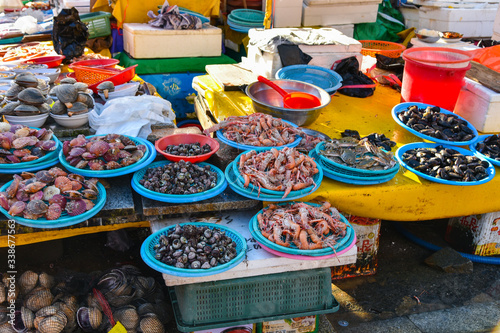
205, 64, 259, 91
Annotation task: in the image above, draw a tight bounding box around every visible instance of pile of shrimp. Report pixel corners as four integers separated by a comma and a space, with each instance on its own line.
257, 202, 348, 250
239, 147, 318, 199
204, 113, 303, 147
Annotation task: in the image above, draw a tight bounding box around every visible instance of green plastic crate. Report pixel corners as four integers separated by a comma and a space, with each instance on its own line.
80, 11, 112, 39
169, 268, 339, 332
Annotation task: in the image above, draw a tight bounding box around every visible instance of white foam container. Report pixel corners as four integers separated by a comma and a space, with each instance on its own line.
493, 4, 500, 40
123, 23, 222, 59
264, 0, 303, 27
304, 0, 381, 5
302, 2, 378, 26
244, 27, 362, 78
454, 78, 500, 133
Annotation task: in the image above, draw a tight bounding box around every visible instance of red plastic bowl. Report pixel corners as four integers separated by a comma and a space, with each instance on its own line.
23, 55, 65, 68
69, 58, 120, 70
155, 134, 220, 163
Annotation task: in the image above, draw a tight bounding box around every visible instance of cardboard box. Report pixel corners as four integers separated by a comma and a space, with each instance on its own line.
454, 78, 500, 133
302, 2, 378, 26
446, 212, 500, 256
123, 23, 222, 59
244, 27, 362, 78
257, 316, 318, 333
331, 214, 381, 279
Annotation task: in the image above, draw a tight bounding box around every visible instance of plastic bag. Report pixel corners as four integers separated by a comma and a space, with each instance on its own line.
354, 0, 405, 42
335, 57, 376, 98
89, 96, 175, 139
52, 8, 89, 64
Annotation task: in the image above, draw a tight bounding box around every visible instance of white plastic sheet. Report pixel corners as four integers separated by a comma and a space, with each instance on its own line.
89, 95, 175, 139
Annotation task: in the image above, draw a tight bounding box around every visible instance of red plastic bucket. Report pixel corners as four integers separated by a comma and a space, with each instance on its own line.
401, 47, 473, 111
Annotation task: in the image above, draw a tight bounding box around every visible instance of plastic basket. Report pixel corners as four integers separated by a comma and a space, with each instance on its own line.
80, 11, 112, 39
70, 65, 120, 85
359, 40, 406, 58
69, 59, 119, 69
170, 268, 338, 332
88, 65, 138, 93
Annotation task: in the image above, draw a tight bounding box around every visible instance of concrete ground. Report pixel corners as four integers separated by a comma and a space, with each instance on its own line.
3, 217, 499, 333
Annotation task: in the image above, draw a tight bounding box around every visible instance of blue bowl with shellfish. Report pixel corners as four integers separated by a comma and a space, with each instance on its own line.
0, 126, 61, 169
140, 222, 247, 277
0, 172, 106, 228
392, 102, 478, 146
248, 202, 353, 256
469, 134, 500, 168
232, 146, 322, 197
396, 142, 495, 186
58, 134, 156, 178
315, 141, 400, 176
131, 160, 227, 203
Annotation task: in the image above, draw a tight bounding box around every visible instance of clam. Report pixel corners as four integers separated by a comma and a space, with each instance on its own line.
36, 170, 56, 183
76, 307, 102, 332
77, 93, 94, 108
97, 81, 115, 99
18, 270, 38, 294
14, 104, 41, 116
89, 141, 110, 157
8, 201, 26, 216
67, 102, 88, 117
113, 306, 139, 332
18, 88, 45, 106
37, 311, 67, 333
60, 77, 77, 85
24, 288, 53, 312
37, 78, 48, 92
55, 84, 78, 109
139, 313, 165, 333
15, 73, 38, 88
0, 321, 16, 332
50, 101, 66, 115
19, 307, 35, 330
26, 200, 48, 216
35, 305, 59, 318
38, 272, 54, 289
38, 103, 51, 114
0, 102, 20, 115
6, 83, 23, 101
12, 136, 38, 149
73, 82, 88, 92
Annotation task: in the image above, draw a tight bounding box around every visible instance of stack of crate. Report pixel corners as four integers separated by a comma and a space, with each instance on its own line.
399, 0, 500, 37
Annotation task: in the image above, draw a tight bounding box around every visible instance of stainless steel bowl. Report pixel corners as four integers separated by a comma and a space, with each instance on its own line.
416, 33, 440, 43
245, 79, 331, 126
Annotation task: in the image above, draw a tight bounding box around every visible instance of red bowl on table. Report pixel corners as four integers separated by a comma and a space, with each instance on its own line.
22, 55, 65, 68
69, 58, 119, 70
155, 133, 220, 163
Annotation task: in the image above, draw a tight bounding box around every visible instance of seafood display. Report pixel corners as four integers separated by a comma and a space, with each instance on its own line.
0, 167, 100, 220
238, 147, 319, 198
295, 129, 329, 153
3, 266, 167, 333
153, 224, 238, 269
62, 134, 146, 170
256, 202, 347, 250
474, 135, 500, 161
319, 137, 397, 171
341, 129, 397, 151
396, 105, 476, 142
0, 73, 51, 116
0, 43, 53, 63
401, 145, 490, 182
204, 113, 303, 147
163, 142, 212, 157
49, 78, 94, 117
96, 81, 115, 98
0, 124, 57, 164
139, 160, 218, 194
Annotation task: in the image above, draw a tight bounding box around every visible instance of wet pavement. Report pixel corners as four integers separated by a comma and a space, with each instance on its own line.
2, 217, 499, 333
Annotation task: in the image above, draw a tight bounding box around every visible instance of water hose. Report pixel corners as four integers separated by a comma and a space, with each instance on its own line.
392, 222, 500, 265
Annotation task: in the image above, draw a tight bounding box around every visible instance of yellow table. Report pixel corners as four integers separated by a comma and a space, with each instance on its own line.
194, 74, 500, 221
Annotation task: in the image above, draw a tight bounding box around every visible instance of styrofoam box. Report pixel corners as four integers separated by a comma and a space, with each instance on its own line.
262, 0, 302, 27
123, 23, 222, 59
244, 28, 362, 78
454, 78, 500, 133
419, 7, 497, 37
324, 24, 354, 37
399, 6, 419, 29
302, 2, 378, 26
304, 0, 381, 5
493, 4, 500, 39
